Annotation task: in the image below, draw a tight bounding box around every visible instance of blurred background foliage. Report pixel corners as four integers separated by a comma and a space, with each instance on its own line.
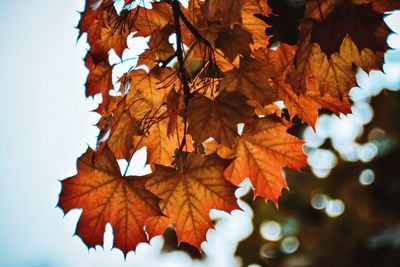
235, 85, 400, 267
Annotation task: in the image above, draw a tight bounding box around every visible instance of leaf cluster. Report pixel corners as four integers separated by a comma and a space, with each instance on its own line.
58, 0, 399, 255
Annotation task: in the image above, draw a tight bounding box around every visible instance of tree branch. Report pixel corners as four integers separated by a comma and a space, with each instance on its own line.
171, 0, 191, 164
176, 7, 212, 48
171, 0, 191, 99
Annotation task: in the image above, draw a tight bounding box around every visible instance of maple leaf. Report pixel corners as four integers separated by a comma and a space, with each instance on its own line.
241, 0, 272, 49
137, 49, 159, 70
202, 0, 245, 27
79, 4, 130, 61
224, 117, 307, 204
138, 24, 175, 69
187, 91, 254, 147
84, 53, 113, 99
93, 94, 122, 117
98, 97, 138, 159
252, 44, 321, 127
78, 1, 108, 44
58, 146, 161, 255
118, 67, 190, 166
137, 26, 175, 70
221, 56, 278, 106
215, 25, 253, 61
306, 1, 388, 57
286, 0, 395, 109
125, 67, 176, 109
279, 83, 322, 128
290, 34, 381, 99
145, 153, 239, 250
129, 3, 172, 37
254, 43, 351, 125
135, 118, 188, 166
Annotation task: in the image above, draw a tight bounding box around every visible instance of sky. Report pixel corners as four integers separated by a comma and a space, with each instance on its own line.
0, 1, 399, 267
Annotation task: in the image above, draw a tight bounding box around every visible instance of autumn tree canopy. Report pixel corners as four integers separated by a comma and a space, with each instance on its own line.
58, 0, 400, 256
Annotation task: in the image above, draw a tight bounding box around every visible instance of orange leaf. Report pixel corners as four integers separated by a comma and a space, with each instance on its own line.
78, 1, 110, 44
135, 118, 190, 166
126, 67, 176, 109
80, 5, 130, 61
99, 98, 138, 159
58, 146, 161, 255
145, 153, 239, 250
253, 44, 350, 125
290, 34, 381, 99
224, 117, 307, 204
130, 3, 172, 37
254, 45, 321, 127
138, 24, 175, 70
241, 0, 272, 49
84, 53, 113, 99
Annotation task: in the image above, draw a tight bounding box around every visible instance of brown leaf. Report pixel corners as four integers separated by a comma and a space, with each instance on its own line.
215, 25, 253, 61
221, 57, 278, 106
202, 0, 246, 27
187, 91, 254, 147
149, 24, 175, 56
254, 45, 320, 127
306, 1, 388, 57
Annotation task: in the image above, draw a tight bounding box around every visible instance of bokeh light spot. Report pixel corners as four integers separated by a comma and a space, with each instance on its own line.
325, 199, 345, 218
311, 193, 330, 210
359, 143, 379, 162
260, 221, 282, 241
259, 243, 277, 259
280, 236, 300, 254
359, 169, 375, 186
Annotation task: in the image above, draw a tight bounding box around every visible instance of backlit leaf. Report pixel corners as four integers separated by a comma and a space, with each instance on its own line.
145, 153, 239, 250
224, 117, 307, 204
187, 91, 254, 147
58, 146, 161, 255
